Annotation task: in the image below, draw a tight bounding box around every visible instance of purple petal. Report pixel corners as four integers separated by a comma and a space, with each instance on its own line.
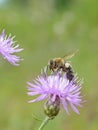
61, 98, 70, 115
69, 102, 80, 114
28, 94, 47, 103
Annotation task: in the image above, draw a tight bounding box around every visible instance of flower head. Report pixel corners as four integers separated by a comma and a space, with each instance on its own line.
0, 30, 23, 66
27, 70, 83, 115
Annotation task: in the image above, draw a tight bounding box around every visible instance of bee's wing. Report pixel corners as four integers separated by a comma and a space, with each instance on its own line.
62, 49, 79, 60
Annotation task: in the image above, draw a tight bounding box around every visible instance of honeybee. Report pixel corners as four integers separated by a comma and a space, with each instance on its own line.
47, 50, 78, 82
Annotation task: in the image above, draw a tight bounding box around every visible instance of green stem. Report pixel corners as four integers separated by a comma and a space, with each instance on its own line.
38, 116, 50, 130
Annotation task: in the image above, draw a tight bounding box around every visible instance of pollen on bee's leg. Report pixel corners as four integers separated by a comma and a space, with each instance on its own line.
65, 62, 70, 68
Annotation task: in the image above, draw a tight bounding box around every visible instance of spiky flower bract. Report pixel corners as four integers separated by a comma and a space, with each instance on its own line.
27, 70, 83, 115
0, 29, 23, 66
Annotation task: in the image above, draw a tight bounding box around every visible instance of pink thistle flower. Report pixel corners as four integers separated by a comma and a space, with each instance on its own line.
27, 70, 83, 115
0, 30, 23, 66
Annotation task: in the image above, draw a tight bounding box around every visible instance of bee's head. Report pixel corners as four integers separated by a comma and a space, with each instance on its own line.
49, 59, 54, 65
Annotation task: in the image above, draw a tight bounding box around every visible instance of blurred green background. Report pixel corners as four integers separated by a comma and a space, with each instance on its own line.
0, 0, 98, 130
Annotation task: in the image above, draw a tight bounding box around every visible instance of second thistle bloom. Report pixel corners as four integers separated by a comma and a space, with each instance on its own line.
0, 30, 23, 66
27, 70, 83, 116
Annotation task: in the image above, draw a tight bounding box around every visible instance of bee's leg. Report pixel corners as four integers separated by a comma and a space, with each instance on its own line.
47, 65, 54, 72
52, 68, 55, 72
62, 65, 66, 72
56, 67, 60, 72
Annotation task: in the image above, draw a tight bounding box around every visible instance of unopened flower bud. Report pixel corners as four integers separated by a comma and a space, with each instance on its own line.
44, 95, 60, 119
